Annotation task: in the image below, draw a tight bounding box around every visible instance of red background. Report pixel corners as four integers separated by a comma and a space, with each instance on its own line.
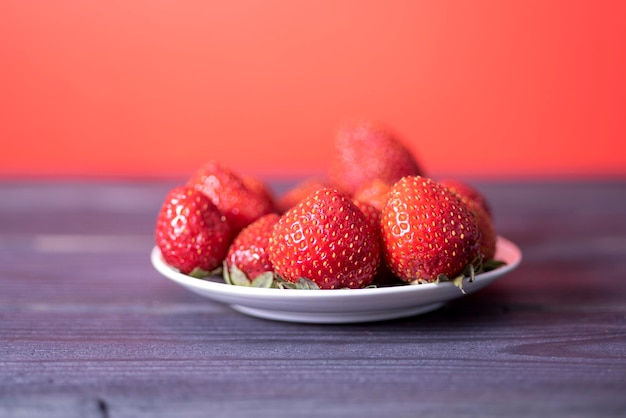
1, 1, 625, 179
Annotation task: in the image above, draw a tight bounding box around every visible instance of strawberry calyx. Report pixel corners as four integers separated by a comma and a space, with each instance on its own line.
223, 262, 275, 288
409, 254, 507, 293
414, 255, 488, 294
222, 262, 322, 289
222, 263, 380, 290
274, 276, 321, 290
483, 259, 506, 271
188, 265, 222, 279
189, 268, 210, 278
196, 254, 506, 292
273, 276, 378, 290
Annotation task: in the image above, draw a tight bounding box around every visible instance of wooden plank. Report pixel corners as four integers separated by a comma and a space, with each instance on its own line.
2, 308, 625, 417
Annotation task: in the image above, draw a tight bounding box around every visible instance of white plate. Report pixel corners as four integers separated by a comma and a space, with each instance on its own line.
151, 236, 522, 324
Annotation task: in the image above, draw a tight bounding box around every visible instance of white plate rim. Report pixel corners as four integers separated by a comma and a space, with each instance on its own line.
151, 236, 521, 323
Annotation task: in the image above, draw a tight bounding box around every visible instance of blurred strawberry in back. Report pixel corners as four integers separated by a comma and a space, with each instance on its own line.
241, 174, 277, 211
438, 179, 492, 219
353, 178, 392, 211
352, 199, 402, 287
276, 178, 329, 213
328, 121, 423, 196
187, 161, 276, 234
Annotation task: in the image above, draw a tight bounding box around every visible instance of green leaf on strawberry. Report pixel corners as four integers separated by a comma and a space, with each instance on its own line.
250, 272, 275, 288
223, 262, 275, 288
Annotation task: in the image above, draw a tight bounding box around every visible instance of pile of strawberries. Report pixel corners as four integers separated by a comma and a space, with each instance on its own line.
155, 121, 500, 290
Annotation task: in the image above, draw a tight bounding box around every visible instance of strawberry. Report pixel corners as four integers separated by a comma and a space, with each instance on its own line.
438, 179, 492, 218
155, 186, 232, 274
380, 176, 481, 283
187, 161, 276, 234
471, 203, 497, 262
241, 174, 277, 210
328, 120, 423, 196
276, 178, 329, 213
225, 213, 280, 280
439, 179, 497, 261
352, 199, 382, 233
353, 199, 402, 287
353, 178, 392, 211
268, 188, 381, 289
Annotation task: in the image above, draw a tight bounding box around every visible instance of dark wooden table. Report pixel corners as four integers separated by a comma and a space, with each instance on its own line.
1, 179, 625, 417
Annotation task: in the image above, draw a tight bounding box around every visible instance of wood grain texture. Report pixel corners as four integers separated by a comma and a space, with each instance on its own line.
1, 180, 625, 417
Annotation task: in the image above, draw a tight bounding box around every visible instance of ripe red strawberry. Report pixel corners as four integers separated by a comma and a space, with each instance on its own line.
241, 175, 277, 210
156, 186, 232, 274
438, 179, 493, 218
472, 203, 497, 261
226, 213, 280, 280
352, 199, 382, 233
381, 176, 481, 283
268, 188, 381, 289
328, 120, 423, 196
439, 179, 497, 261
353, 199, 402, 287
353, 178, 392, 211
187, 161, 276, 234
276, 178, 329, 213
